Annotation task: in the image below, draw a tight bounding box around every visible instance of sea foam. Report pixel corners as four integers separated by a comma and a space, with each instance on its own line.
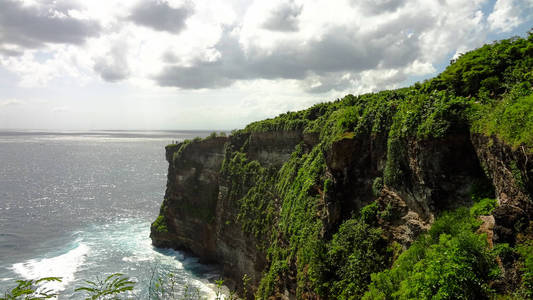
11, 243, 89, 293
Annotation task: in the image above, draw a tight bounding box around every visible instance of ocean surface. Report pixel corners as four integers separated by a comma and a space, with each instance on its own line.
0, 130, 225, 299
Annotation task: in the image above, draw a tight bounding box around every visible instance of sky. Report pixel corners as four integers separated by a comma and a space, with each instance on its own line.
0, 0, 531, 130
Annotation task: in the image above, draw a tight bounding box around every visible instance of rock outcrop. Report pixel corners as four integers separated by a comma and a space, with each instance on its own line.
151, 131, 310, 293
151, 128, 532, 297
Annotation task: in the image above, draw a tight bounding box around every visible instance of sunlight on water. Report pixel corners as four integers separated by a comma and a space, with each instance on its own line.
0, 130, 222, 299
10, 218, 221, 299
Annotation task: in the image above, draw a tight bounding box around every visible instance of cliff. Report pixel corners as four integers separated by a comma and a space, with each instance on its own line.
151, 34, 533, 299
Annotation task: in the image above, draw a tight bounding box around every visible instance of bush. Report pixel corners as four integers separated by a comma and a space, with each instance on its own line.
372, 177, 383, 197
325, 217, 389, 299
364, 206, 498, 299
470, 198, 498, 217
516, 241, 533, 298
151, 215, 168, 233
473, 92, 533, 148
360, 201, 379, 226
0, 277, 62, 300
75, 273, 135, 300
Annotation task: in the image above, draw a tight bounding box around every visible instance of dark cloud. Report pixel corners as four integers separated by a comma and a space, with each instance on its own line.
352, 0, 406, 14
156, 64, 235, 89
262, 1, 302, 32
0, 0, 100, 49
155, 16, 425, 92
93, 43, 130, 82
129, 1, 192, 33
0, 48, 24, 57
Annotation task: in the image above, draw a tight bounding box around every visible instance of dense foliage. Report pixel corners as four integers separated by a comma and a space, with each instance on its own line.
319, 204, 391, 299
363, 203, 499, 299
135, 32, 533, 299
223, 32, 532, 299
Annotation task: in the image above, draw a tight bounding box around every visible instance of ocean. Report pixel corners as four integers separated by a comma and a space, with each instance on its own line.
0, 130, 224, 299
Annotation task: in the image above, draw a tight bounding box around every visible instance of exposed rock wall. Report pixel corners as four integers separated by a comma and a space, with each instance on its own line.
151, 131, 308, 292
471, 134, 533, 245
152, 136, 228, 260
323, 132, 491, 246
151, 130, 532, 297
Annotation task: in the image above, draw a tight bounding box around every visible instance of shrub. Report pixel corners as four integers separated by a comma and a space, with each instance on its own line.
364, 206, 498, 299
516, 241, 533, 298
360, 201, 379, 226
75, 273, 135, 300
0, 277, 62, 300
372, 177, 383, 197
470, 198, 498, 217
151, 215, 168, 233
325, 217, 389, 299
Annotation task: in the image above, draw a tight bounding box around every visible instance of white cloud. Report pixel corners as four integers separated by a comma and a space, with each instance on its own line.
0, 0, 530, 130
488, 0, 532, 32
2, 0, 528, 91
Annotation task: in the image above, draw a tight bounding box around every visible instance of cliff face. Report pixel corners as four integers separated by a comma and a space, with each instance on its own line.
472, 134, 533, 245
324, 132, 491, 245
151, 34, 532, 299
151, 129, 532, 296
151, 131, 309, 291
151, 136, 227, 259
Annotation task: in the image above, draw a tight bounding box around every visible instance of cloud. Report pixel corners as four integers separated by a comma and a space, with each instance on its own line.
1, 0, 531, 95
0, 48, 24, 57
0, 0, 100, 50
154, 10, 427, 91
129, 0, 192, 33
488, 0, 533, 32
93, 40, 130, 82
351, 0, 406, 15
262, 0, 303, 32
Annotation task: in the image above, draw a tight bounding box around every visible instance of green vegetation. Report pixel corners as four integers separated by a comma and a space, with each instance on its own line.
0, 277, 61, 300
364, 205, 499, 299
216, 32, 532, 299
75, 273, 135, 300
320, 205, 391, 299
220, 151, 278, 245
151, 32, 532, 298
172, 140, 192, 163
2, 273, 233, 300
516, 241, 533, 298
472, 87, 533, 149
151, 215, 168, 233
372, 177, 383, 196
470, 197, 498, 217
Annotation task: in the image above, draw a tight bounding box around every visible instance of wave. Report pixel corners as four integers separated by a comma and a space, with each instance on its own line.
7, 219, 224, 299
10, 243, 89, 293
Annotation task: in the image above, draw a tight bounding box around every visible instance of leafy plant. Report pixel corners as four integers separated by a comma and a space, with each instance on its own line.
151, 215, 168, 233
372, 177, 383, 197
364, 207, 498, 299
516, 241, 533, 298
75, 273, 135, 300
325, 216, 389, 299
1, 277, 61, 300
470, 197, 498, 217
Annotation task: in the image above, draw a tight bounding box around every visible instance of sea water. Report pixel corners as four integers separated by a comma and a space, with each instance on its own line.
0, 130, 223, 299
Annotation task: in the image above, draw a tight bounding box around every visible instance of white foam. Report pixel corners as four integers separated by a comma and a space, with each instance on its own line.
11, 243, 90, 293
